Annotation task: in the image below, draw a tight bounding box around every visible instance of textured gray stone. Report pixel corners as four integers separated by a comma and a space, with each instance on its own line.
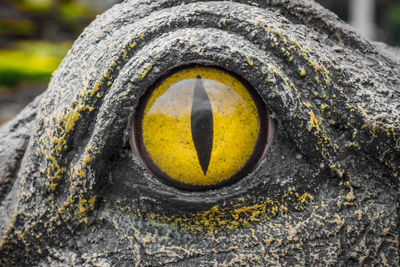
0, 0, 399, 265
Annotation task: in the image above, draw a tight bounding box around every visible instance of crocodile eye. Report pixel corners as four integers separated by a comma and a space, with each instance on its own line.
133, 65, 270, 190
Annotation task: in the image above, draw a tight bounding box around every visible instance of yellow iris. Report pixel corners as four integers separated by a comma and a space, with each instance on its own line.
137, 67, 262, 188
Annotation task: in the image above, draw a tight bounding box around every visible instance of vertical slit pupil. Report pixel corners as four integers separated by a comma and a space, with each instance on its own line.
191, 75, 213, 175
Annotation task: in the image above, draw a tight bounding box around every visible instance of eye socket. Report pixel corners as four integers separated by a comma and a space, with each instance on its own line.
133, 65, 270, 191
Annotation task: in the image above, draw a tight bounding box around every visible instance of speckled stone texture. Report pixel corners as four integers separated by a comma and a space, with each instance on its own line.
0, 0, 399, 266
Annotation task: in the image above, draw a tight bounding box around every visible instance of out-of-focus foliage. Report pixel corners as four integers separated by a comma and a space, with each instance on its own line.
386, 1, 400, 46
0, 0, 118, 125
14, 0, 53, 13
59, 1, 96, 30
0, 19, 35, 36
0, 0, 103, 89
1, 0, 98, 39
12, 40, 71, 58
389, 4, 400, 24
0, 41, 71, 88
1, 0, 398, 91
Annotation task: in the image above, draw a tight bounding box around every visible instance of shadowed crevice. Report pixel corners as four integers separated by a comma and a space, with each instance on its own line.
191, 75, 213, 175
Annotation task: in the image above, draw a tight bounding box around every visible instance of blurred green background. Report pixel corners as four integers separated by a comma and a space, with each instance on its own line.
0, 0, 399, 124
0, 0, 117, 90
0, 0, 119, 124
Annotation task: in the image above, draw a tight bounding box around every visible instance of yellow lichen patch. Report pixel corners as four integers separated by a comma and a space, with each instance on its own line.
40, 38, 140, 216
76, 196, 97, 216
129, 42, 137, 49
297, 192, 314, 204
346, 191, 356, 202
76, 168, 85, 178
345, 181, 356, 202
15, 231, 25, 244
265, 63, 299, 95
246, 55, 254, 66
79, 105, 94, 112
63, 108, 81, 133
87, 82, 101, 97
330, 165, 344, 178
320, 104, 329, 113
46, 155, 66, 184
78, 199, 88, 214
308, 111, 321, 132
141, 67, 260, 187
82, 155, 92, 168
48, 182, 58, 191
261, 26, 334, 94
137, 65, 153, 79
43, 99, 97, 190
110, 190, 314, 234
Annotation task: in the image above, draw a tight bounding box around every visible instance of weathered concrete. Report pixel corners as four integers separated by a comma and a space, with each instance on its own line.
0, 0, 399, 265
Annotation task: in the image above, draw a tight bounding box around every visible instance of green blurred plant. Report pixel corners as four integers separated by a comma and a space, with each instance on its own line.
0, 41, 71, 88
59, 1, 97, 31
0, 19, 36, 36
387, 2, 400, 46
0, 0, 99, 90
14, 0, 54, 13
4, 0, 98, 37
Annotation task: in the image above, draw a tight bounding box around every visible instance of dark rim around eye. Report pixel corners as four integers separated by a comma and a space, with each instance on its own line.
132, 64, 269, 191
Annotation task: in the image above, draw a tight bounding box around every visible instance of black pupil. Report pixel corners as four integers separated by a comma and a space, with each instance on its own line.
191, 75, 213, 175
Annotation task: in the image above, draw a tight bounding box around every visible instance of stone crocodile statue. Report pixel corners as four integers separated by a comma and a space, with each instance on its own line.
0, 0, 399, 265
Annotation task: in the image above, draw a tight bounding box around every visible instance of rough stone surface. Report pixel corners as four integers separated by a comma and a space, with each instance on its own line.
0, 0, 399, 266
